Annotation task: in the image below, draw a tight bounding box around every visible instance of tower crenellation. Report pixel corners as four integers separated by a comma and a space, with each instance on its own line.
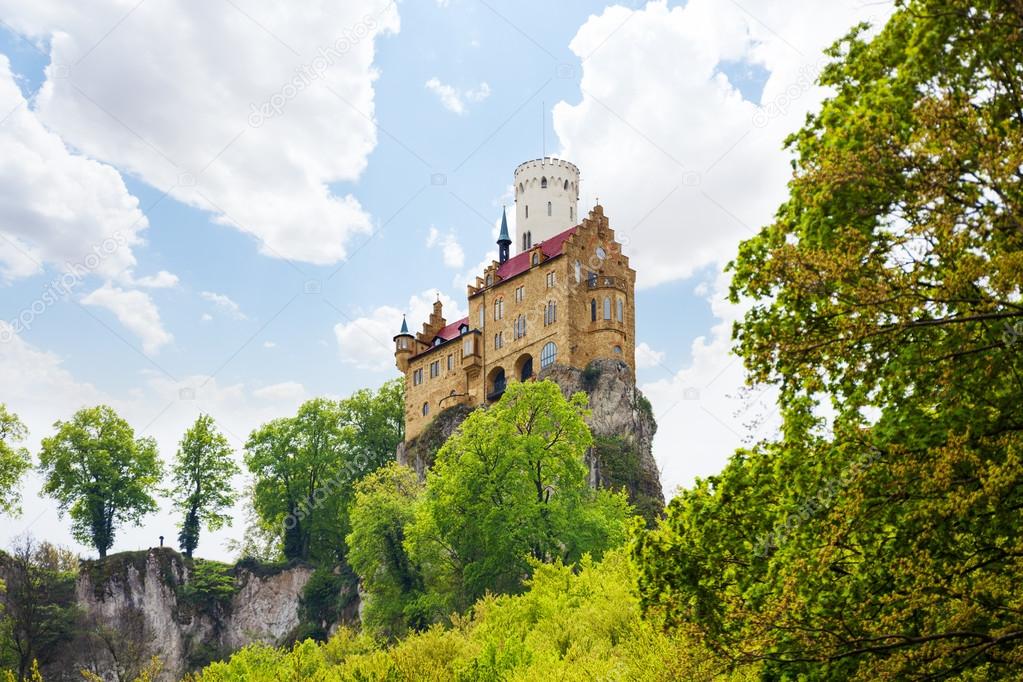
513, 157, 580, 252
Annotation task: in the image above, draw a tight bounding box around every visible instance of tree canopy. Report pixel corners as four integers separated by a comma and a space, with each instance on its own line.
37, 406, 162, 558
0, 405, 30, 516
635, 1, 1023, 679
167, 415, 239, 558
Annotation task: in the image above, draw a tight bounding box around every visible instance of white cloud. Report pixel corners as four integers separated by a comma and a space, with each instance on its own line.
554, 0, 893, 289
640, 269, 780, 497
129, 270, 179, 289
334, 290, 466, 372
200, 313, 213, 322
201, 291, 246, 320
426, 226, 466, 269
0, 0, 400, 266
81, 284, 172, 354
253, 381, 306, 402
262, 341, 276, 349
425, 77, 491, 115
635, 342, 665, 369
0, 55, 147, 283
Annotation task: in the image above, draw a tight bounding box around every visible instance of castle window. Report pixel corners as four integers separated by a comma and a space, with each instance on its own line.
463, 336, 475, 356
495, 332, 503, 349
540, 342, 557, 369
591, 298, 597, 322
486, 274, 493, 287
604, 297, 612, 320
515, 286, 524, 303
422, 402, 430, 416
574, 260, 581, 283
532, 252, 540, 266
514, 314, 526, 339
545, 300, 557, 326
494, 298, 504, 320
588, 271, 597, 286
526, 231, 532, 249
413, 368, 423, 386
614, 345, 622, 354
617, 298, 624, 322
447, 354, 453, 371
518, 182, 524, 193
541, 177, 547, 188
525, 205, 528, 219
430, 360, 440, 378
546, 271, 555, 288
478, 305, 484, 328
398, 337, 408, 350
564, 179, 569, 190
434, 338, 442, 347
570, 206, 573, 221
547, 201, 552, 216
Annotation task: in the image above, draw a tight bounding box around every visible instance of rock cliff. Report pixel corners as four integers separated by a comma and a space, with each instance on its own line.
72, 549, 314, 681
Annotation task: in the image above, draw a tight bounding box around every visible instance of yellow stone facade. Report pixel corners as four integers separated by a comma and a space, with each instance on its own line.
394, 204, 636, 440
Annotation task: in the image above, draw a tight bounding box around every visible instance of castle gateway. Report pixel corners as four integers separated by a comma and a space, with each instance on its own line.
394, 158, 636, 440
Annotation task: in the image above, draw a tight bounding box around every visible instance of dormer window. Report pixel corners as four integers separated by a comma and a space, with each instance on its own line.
434, 338, 442, 347
532, 252, 540, 266
459, 323, 469, 335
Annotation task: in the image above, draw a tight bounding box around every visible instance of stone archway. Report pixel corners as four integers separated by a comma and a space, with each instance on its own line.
486, 366, 506, 402
514, 353, 534, 382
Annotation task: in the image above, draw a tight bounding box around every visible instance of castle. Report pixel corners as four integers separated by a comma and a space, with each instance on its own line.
394, 158, 636, 440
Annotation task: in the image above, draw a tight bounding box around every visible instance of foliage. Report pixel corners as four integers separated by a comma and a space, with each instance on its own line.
345, 462, 426, 639
636, 1, 1023, 679
296, 568, 357, 643
181, 560, 237, 611
580, 362, 602, 391
0, 406, 30, 516
37, 406, 162, 558
187, 549, 753, 681
405, 380, 632, 614
0, 538, 78, 681
168, 415, 239, 558
244, 380, 404, 564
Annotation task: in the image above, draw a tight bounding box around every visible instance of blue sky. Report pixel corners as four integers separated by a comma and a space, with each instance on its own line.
0, 0, 892, 558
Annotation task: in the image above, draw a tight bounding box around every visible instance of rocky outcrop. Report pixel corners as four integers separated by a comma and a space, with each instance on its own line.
400, 359, 664, 522
72, 549, 314, 681
540, 359, 664, 522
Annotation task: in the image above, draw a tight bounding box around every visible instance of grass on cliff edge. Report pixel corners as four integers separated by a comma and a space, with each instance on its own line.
185, 548, 757, 681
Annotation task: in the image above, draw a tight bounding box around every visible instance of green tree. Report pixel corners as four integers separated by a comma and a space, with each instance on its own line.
0, 406, 30, 516
0, 537, 78, 681
37, 406, 162, 558
406, 380, 632, 613
168, 415, 239, 558
244, 379, 404, 563
636, 1, 1023, 679
346, 462, 426, 638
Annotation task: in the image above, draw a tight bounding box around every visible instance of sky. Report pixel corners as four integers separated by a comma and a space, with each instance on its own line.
0, 0, 894, 560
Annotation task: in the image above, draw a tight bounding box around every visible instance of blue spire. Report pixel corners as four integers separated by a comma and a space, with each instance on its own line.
498, 205, 510, 243
399, 315, 409, 335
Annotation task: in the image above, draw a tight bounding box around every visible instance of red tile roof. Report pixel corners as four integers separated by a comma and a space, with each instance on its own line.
436, 316, 469, 341
495, 226, 577, 281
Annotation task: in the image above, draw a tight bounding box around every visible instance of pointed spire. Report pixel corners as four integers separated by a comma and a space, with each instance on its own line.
399, 314, 409, 335
498, 205, 511, 263
498, 205, 510, 243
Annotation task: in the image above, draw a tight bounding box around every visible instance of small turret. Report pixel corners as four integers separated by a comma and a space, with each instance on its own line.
393, 314, 414, 372
497, 206, 511, 263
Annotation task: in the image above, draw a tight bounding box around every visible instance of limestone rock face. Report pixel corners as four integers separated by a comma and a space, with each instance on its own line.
73, 549, 313, 681
539, 359, 664, 521
397, 403, 474, 477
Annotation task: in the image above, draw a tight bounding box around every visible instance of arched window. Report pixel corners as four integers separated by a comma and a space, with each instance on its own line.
591, 298, 597, 322
574, 260, 582, 283
514, 314, 526, 339
422, 402, 430, 416
485, 274, 492, 287
545, 300, 556, 325
617, 298, 624, 322
564, 179, 569, 190
541, 176, 547, 188
570, 206, 573, 221
525, 205, 528, 218
532, 252, 540, 266
540, 342, 557, 369
603, 297, 612, 320
518, 182, 524, 193
494, 298, 504, 320
522, 234, 528, 251
547, 201, 552, 216
614, 345, 622, 355
526, 231, 532, 248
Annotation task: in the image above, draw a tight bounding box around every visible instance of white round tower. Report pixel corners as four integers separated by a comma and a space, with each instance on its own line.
513, 157, 580, 253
